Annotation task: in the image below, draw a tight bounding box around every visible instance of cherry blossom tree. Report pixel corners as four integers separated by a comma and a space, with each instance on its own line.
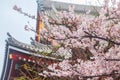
38, 0, 120, 80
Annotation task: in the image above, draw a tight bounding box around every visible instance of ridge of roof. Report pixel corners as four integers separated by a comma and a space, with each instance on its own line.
40, 0, 101, 14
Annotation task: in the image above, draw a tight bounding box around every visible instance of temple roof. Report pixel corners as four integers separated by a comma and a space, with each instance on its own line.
38, 0, 101, 15
6, 33, 62, 61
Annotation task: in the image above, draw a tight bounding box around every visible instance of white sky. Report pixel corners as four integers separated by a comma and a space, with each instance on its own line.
0, 0, 105, 79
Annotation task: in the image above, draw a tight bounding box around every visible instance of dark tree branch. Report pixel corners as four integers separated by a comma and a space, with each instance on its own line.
104, 59, 120, 61
82, 72, 120, 78
90, 58, 120, 61
83, 31, 120, 45
53, 36, 79, 41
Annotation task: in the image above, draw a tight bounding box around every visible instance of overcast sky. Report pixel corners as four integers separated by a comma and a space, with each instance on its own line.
0, 0, 105, 78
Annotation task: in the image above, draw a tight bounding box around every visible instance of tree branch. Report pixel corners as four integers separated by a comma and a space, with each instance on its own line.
83, 31, 120, 45
82, 72, 120, 78
104, 59, 120, 61
13, 5, 36, 20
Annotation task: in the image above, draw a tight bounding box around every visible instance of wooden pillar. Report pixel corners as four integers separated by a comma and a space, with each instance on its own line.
35, 10, 41, 42
35, 10, 44, 42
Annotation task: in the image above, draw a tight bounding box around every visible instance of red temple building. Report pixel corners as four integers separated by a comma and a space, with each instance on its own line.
1, 0, 98, 80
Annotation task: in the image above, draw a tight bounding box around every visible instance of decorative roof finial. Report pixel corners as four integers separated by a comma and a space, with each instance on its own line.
36, 0, 45, 13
